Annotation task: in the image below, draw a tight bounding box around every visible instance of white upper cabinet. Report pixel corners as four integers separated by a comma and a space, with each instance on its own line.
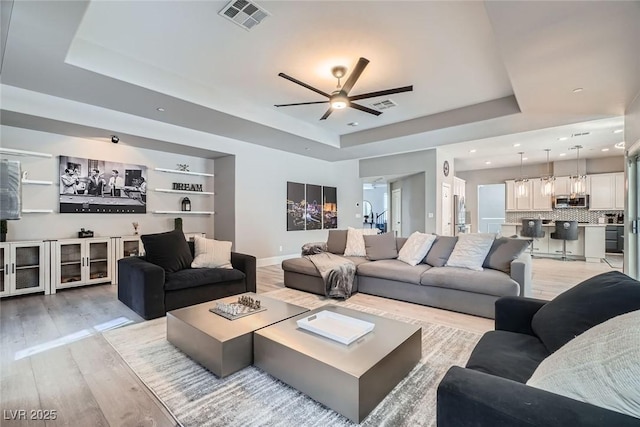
589, 173, 624, 210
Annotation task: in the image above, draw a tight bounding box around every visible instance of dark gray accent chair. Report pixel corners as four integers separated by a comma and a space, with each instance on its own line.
437, 271, 640, 427
118, 231, 256, 320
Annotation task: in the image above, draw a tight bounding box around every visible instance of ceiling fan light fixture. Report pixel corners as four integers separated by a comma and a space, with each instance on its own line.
330, 92, 348, 109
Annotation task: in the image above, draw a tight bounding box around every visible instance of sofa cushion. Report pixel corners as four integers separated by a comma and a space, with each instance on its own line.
446, 233, 495, 271
357, 259, 432, 285
164, 267, 246, 291
420, 267, 520, 297
398, 232, 437, 266
483, 237, 530, 274
424, 235, 458, 267
531, 271, 640, 353
396, 237, 408, 251
141, 229, 193, 273
344, 227, 378, 256
466, 330, 550, 383
282, 255, 370, 278
191, 236, 233, 269
364, 233, 398, 260
527, 309, 640, 419
327, 229, 348, 254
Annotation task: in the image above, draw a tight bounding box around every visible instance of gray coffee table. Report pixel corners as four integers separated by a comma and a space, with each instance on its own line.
167, 293, 309, 378
254, 305, 422, 423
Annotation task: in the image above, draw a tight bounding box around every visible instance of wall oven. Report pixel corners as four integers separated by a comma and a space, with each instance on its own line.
553, 195, 589, 209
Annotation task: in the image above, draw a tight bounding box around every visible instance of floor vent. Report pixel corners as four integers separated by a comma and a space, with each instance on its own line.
219, 0, 270, 31
371, 99, 397, 110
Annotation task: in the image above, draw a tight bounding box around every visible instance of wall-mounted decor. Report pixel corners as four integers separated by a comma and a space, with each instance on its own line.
305, 184, 322, 230
59, 156, 147, 214
323, 186, 338, 229
172, 183, 203, 192
286, 182, 338, 231
287, 182, 305, 231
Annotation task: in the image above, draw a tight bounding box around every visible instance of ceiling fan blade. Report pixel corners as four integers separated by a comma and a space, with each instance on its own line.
341, 57, 369, 95
349, 102, 382, 116
319, 108, 333, 120
274, 101, 329, 107
348, 85, 413, 102
278, 73, 330, 98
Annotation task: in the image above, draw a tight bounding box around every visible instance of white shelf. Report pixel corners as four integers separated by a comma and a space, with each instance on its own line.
153, 210, 215, 215
0, 148, 53, 158
22, 209, 54, 213
154, 168, 214, 177
22, 179, 53, 186
153, 188, 214, 195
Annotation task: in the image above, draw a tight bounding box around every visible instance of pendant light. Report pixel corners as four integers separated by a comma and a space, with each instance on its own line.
515, 152, 529, 198
570, 145, 586, 198
540, 149, 555, 196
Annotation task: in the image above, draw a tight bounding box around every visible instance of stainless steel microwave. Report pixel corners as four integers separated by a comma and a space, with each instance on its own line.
553, 195, 589, 208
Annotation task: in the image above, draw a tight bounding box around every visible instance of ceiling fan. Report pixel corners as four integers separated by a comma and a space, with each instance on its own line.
275, 57, 413, 120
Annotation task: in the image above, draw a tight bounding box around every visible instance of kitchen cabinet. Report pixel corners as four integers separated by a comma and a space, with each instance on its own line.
0, 241, 48, 297
553, 176, 571, 196
53, 238, 112, 292
111, 236, 144, 285
605, 225, 624, 253
505, 180, 551, 212
589, 173, 624, 210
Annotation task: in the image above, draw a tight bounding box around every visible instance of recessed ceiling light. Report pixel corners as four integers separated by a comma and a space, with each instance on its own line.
304, 147, 310, 151
523, 157, 528, 161
613, 129, 623, 134
572, 88, 584, 93
485, 161, 491, 165
156, 107, 165, 112
513, 143, 521, 147
347, 122, 359, 127
469, 149, 477, 153
601, 148, 610, 152
615, 141, 625, 149
559, 153, 567, 157
558, 137, 569, 141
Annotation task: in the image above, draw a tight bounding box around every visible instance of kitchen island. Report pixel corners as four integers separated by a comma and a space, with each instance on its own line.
501, 223, 605, 263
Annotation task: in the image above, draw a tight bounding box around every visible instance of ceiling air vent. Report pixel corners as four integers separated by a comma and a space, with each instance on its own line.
371, 99, 397, 110
571, 132, 591, 137
219, 0, 270, 31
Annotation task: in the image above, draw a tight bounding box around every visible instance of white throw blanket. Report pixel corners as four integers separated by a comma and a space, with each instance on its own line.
305, 252, 356, 299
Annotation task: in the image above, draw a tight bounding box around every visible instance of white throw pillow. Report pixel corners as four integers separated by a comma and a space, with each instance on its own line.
445, 233, 495, 271
343, 227, 379, 257
191, 236, 233, 269
527, 309, 640, 419
397, 232, 437, 266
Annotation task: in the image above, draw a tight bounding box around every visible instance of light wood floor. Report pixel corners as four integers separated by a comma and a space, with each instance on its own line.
0, 258, 618, 426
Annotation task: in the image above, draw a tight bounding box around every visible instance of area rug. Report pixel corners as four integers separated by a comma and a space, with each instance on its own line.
103, 289, 481, 427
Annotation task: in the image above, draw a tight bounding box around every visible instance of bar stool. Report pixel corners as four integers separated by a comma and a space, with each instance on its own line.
521, 219, 544, 255
551, 221, 578, 261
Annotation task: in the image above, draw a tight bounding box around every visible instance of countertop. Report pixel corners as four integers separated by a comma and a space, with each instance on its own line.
502, 222, 606, 228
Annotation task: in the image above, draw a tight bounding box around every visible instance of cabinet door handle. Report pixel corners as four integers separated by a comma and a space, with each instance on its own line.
87, 257, 90, 265
5, 264, 7, 275
12, 263, 15, 274
82, 257, 85, 267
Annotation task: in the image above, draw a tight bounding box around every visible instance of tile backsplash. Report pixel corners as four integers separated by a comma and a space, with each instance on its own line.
506, 209, 623, 224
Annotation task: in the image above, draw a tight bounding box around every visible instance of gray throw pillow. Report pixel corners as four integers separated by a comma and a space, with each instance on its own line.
363, 233, 398, 260
326, 229, 348, 254
483, 237, 530, 273
141, 229, 193, 273
396, 237, 408, 252
424, 235, 458, 267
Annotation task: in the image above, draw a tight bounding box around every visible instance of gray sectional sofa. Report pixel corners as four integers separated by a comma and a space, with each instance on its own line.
282, 231, 532, 319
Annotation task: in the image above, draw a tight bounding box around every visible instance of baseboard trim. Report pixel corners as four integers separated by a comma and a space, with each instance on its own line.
257, 254, 298, 267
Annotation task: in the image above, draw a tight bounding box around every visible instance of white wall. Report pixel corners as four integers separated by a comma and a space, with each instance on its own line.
1, 126, 214, 241
1, 87, 365, 264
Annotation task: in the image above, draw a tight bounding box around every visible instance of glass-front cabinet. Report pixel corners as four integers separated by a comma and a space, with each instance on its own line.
54, 238, 112, 291
0, 241, 47, 297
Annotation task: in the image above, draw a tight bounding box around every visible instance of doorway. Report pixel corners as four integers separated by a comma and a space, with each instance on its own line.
442, 183, 452, 236
478, 184, 506, 233
391, 188, 402, 237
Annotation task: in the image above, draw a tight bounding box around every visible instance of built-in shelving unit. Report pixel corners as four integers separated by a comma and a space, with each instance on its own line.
153, 188, 215, 195
22, 209, 54, 214
0, 148, 53, 158
22, 179, 53, 185
154, 167, 214, 177
153, 210, 215, 215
